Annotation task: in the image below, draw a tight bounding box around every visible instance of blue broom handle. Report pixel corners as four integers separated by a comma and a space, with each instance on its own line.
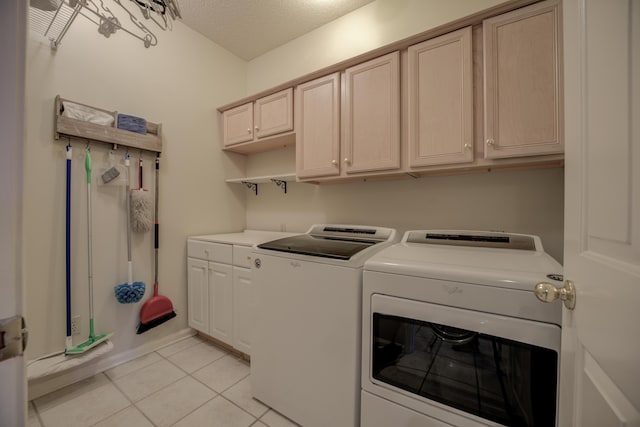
66, 146, 72, 338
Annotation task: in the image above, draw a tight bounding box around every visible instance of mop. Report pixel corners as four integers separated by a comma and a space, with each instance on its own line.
27, 146, 113, 381
137, 155, 176, 334
65, 148, 113, 354
114, 154, 145, 303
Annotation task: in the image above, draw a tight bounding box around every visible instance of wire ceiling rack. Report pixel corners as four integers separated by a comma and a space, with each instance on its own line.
29, 0, 181, 49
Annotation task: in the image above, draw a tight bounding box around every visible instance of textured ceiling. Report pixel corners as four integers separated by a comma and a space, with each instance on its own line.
179, 0, 376, 60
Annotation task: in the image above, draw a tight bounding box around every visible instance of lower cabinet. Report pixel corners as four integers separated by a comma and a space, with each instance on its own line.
232, 266, 252, 355
187, 239, 256, 356
208, 262, 233, 344
187, 258, 209, 332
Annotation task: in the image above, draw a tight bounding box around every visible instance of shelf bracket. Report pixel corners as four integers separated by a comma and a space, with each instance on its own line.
270, 179, 287, 194
241, 181, 258, 196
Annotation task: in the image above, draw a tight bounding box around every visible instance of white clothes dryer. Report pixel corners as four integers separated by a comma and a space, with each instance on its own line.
361, 230, 563, 427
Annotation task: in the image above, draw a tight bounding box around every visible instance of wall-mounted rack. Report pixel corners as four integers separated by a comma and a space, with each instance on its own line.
29, 0, 181, 50
54, 95, 163, 153
226, 173, 296, 196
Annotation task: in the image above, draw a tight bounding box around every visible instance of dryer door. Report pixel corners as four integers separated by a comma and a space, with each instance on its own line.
365, 294, 561, 427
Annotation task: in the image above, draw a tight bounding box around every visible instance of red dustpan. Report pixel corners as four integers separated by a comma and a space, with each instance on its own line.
137, 156, 175, 334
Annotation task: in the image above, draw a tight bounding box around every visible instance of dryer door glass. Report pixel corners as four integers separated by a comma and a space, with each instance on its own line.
371, 313, 558, 427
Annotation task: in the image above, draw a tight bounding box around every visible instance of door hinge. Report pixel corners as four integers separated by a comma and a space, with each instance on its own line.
0, 315, 27, 362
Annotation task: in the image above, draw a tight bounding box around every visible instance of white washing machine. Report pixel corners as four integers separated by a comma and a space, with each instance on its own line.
251, 224, 398, 427
361, 230, 563, 427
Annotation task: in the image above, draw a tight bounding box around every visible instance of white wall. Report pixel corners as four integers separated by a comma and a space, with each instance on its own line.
24, 4, 247, 362
247, 0, 506, 93
243, 0, 565, 262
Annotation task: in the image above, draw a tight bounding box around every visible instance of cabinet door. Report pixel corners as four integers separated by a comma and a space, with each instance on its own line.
296, 73, 341, 179
208, 262, 233, 345
408, 27, 473, 167
187, 258, 208, 333
232, 266, 252, 355
343, 51, 400, 174
483, 0, 563, 159
254, 88, 294, 139
223, 102, 254, 146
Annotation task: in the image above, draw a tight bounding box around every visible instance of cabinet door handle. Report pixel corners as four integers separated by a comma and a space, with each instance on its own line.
486, 138, 495, 146
255, 126, 259, 131
247, 128, 251, 133
344, 158, 351, 165
332, 159, 337, 166
464, 144, 472, 150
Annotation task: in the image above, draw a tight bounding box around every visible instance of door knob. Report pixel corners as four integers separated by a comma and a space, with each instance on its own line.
534, 280, 576, 310
486, 138, 495, 146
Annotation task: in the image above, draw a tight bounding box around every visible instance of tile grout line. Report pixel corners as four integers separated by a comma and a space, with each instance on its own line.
189, 372, 261, 421
165, 392, 219, 427
102, 358, 160, 427
31, 336, 262, 427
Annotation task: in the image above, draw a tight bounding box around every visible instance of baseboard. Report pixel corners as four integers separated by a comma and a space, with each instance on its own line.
27, 328, 196, 400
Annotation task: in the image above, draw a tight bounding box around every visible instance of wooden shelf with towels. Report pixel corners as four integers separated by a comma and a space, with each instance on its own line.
54, 95, 163, 153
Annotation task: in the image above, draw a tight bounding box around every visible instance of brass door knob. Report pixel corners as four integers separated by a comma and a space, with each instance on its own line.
534, 280, 576, 310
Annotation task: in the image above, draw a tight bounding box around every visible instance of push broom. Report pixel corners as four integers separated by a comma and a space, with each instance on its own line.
137, 155, 176, 334
66, 148, 113, 354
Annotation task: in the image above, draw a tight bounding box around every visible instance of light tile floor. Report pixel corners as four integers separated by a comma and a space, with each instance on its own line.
28, 336, 300, 427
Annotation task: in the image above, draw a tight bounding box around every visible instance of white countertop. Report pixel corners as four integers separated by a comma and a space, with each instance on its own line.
188, 230, 298, 246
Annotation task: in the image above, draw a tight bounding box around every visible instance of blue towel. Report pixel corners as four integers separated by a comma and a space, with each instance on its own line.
117, 114, 147, 134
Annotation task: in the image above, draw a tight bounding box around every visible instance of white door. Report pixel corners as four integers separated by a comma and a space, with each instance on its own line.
560, 0, 640, 426
0, 0, 27, 425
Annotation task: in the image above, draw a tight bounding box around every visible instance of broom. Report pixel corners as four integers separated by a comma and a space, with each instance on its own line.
137, 155, 176, 333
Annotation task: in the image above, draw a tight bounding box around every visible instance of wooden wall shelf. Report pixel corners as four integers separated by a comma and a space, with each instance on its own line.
54, 95, 163, 153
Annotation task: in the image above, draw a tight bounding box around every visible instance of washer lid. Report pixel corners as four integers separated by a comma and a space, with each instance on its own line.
257, 224, 397, 260
364, 230, 563, 291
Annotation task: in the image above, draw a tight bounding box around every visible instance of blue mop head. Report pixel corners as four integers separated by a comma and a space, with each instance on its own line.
114, 282, 145, 303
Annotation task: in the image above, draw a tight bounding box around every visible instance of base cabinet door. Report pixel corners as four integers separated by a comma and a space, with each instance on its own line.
232, 266, 252, 355
208, 262, 233, 345
187, 258, 209, 333
483, 0, 563, 159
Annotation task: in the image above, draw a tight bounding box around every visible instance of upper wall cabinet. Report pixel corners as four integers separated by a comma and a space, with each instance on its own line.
296, 52, 401, 181
407, 27, 473, 168
296, 73, 341, 180
343, 51, 401, 174
222, 88, 294, 153
483, 0, 563, 159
